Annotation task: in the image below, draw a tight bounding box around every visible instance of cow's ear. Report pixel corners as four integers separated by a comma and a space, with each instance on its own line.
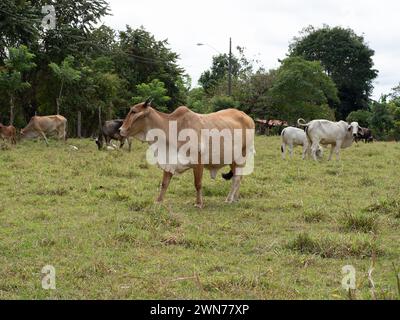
143, 97, 153, 108
348, 125, 352, 132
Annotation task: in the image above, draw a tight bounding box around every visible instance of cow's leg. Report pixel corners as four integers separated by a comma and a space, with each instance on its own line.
334, 141, 342, 160
193, 165, 204, 208
119, 138, 125, 149
226, 174, 242, 203
127, 138, 132, 152
39, 130, 49, 146
328, 145, 335, 161
311, 142, 320, 161
289, 144, 294, 159
105, 136, 111, 147
156, 170, 173, 203
233, 175, 243, 202
302, 145, 308, 160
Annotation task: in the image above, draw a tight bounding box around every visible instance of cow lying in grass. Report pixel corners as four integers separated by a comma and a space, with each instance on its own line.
0, 123, 17, 145
95, 119, 132, 151
281, 127, 323, 160
119, 99, 255, 207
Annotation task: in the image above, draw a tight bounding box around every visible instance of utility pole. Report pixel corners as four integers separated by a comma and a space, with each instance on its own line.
228, 37, 232, 96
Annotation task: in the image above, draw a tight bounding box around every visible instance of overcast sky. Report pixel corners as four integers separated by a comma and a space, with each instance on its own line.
102, 0, 400, 99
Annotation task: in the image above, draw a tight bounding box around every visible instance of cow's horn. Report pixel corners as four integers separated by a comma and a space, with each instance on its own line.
144, 97, 153, 107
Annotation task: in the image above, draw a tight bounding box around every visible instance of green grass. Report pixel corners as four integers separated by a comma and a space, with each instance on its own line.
0, 137, 400, 300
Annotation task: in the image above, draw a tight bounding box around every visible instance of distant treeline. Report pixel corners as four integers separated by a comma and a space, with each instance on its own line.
1, 1, 399, 139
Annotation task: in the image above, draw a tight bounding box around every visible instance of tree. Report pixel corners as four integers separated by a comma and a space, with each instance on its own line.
268, 57, 338, 122
187, 87, 212, 114
49, 55, 81, 114
0, 0, 39, 59
132, 79, 171, 112
346, 109, 372, 127
369, 100, 394, 139
289, 25, 378, 118
199, 54, 240, 94
116, 26, 186, 109
0, 45, 36, 125
211, 95, 239, 112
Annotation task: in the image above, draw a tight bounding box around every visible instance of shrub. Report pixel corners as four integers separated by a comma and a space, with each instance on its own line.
340, 212, 378, 233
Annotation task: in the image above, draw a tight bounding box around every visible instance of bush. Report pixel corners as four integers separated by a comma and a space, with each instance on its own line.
346, 109, 372, 127
211, 95, 239, 112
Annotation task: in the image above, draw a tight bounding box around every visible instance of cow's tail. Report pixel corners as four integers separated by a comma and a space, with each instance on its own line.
297, 118, 309, 128
281, 128, 286, 153
222, 170, 234, 181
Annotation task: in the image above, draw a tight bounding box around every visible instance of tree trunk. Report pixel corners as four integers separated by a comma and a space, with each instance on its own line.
57, 80, 64, 115
98, 106, 102, 128
77, 110, 82, 138
10, 95, 15, 126
56, 98, 60, 115
107, 103, 112, 120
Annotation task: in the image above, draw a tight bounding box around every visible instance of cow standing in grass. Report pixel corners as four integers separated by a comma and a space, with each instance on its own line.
119, 99, 255, 207
20, 115, 67, 146
0, 124, 17, 145
95, 119, 132, 151
297, 118, 362, 161
281, 127, 323, 160
359, 127, 374, 143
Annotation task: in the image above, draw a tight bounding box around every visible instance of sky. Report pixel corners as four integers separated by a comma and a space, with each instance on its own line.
102, 0, 400, 99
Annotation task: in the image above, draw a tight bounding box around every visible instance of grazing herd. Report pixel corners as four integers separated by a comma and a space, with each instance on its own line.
0, 100, 376, 205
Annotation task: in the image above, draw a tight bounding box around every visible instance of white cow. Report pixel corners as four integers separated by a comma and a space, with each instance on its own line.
281, 127, 323, 160
297, 119, 362, 161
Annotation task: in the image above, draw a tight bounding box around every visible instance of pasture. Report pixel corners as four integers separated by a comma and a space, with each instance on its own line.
0, 136, 399, 299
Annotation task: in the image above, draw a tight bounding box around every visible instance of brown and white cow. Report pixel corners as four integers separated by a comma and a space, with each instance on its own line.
20, 115, 67, 145
0, 124, 17, 145
119, 99, 255, 207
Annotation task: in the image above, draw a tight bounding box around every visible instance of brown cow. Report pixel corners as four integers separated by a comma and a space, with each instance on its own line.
119, 99, 255, 207
0, 124, 17, 145
21, 115, 67, 145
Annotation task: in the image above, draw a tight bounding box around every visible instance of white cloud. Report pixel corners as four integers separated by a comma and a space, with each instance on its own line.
103, 0, 400, 99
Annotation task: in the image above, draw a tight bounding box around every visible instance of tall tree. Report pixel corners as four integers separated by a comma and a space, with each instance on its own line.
0, 0, 40, 59
116, 26, 186, 110
132, 79, 171, 113
268, 57, 338, 122
199, 54, 240, 94
0, 45, 36, 125
289, 25, 378, 119
49, 55, 81, 114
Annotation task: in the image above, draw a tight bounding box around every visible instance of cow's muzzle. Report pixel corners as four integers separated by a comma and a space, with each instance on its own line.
119, 127, 127, 137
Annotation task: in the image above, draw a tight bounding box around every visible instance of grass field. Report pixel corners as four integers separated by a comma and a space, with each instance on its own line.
0, 136, 399, 300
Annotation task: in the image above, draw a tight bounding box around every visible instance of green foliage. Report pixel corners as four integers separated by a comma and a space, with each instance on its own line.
0, 45, 36, 124
117, 26, 186, 109
290, 25, 378, 119
346, 109, 372, 127
268, 57, 338, 122
369, 100, 394, 139
199, 54, 240, 94
132, 79, 171, 112
49, 56, 81, 83
211, 95, 239, 112
187, 87, 212, 113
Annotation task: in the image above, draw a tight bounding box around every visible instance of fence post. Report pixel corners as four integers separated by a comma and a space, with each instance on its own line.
77, 110, 82, 138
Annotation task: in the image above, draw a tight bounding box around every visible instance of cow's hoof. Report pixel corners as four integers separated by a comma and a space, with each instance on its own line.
194, 203, 204, 209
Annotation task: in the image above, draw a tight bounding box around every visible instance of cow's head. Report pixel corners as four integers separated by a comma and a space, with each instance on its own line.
348, 122, 362, 139
20, 128, 38, 139
119, 98, 153, 137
